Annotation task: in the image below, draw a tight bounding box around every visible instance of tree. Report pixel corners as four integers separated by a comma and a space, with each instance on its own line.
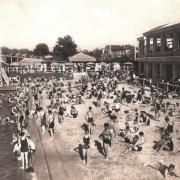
19, 49, 31, 54
82, 50, 93, 56
1, 46, 11, 55
34, 43, 49, 57
92, 48, 103, 61
53, 35, 77, 61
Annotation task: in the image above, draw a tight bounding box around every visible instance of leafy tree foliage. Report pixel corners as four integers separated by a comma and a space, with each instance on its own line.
1, 47, 11, 55
82, 50, 93, 56
92, 48, 103, 61
53, 35, 77, 61
34, 43, 49, 57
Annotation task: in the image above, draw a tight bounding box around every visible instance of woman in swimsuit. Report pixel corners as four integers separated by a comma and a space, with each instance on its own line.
79, 130, 92, 165
99, 123, 113, 160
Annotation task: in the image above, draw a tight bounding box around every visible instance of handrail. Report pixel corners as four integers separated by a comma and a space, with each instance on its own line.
1, 68, 10, 85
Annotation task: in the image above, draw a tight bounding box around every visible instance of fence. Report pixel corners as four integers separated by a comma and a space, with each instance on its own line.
7, 71, 73, 85
131, 77, 180, 96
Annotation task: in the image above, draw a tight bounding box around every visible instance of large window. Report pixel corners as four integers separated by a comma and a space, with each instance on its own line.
144, 36, 147, 54
166, 34, 173, 51
150, 37, 153, 52
156, 37, 161, 52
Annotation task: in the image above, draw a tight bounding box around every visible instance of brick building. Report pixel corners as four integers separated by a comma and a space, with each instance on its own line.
137, 23, 180, 82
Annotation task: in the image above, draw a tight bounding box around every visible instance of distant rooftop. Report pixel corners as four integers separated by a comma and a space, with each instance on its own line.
69, 52, 96, 62
143, 22, 180, 36
105, 45, 134, 51
18, 58, 43, 65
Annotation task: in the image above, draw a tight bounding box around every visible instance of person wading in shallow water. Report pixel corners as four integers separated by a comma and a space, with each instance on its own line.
19, 132, 29, 170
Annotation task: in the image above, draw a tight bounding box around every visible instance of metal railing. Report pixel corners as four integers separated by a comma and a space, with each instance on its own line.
128, 77, 180, 96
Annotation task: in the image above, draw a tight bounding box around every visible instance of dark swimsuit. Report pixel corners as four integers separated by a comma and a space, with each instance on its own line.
88, 117, 94, 123
83, 136, 90, 149
49, 121, 54, 128
20, 138, 28, 152
41, 113, 46, 127
59, 106, 64, 116
102, 130, 111, 145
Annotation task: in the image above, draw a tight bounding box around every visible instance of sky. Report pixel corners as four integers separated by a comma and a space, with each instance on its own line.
0, 0, 180, 51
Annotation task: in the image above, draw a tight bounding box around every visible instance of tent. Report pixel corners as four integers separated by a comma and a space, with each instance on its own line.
45, 55, 53, 58
123, 62, 134, 71
112, 62, 120, 70
69, 52, 96, 62
123, 62, 133, 66
100, 62, 108, 66
10, 62, 19, 66
51, 62, 59, 66
112, 62, 120, 65
86, 62, 95, 65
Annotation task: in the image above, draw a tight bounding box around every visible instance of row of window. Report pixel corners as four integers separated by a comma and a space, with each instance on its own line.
143, 34, 180, 53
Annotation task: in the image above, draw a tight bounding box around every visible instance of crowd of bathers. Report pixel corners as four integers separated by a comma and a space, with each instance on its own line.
0, 70, 180, 177
0, 84, 35, 171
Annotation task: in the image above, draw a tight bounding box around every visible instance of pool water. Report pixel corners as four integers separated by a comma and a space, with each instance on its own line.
0, 126, 19, 180
0, 92, 22, 180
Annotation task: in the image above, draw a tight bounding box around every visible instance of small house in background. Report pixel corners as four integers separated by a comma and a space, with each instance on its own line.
103, 45, 135, 62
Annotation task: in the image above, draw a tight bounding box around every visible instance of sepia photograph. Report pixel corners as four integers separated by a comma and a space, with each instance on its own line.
0, 0, 180, 179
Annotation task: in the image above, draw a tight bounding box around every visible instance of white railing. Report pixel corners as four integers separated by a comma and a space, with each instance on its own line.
1, 68, 10, 85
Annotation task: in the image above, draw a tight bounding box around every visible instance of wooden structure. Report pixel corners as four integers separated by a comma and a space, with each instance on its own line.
69, 52, 96, 72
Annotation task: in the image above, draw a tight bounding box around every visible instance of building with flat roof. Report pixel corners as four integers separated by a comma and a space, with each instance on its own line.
137, 22, 180, 83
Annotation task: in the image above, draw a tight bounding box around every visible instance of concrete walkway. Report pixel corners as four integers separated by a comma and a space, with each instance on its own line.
27, 88, 83, 180
27, 117, 84, 180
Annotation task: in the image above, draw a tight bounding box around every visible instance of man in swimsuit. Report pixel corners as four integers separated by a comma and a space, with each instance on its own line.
47, 110, 54, 140
19, 132, 29, 169
85, 107, 95, 134
58, 101, 65, 123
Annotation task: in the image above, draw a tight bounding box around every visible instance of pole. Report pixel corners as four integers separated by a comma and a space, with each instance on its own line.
156, 82, 159, 90
0, 47, 3, 87
143, 78, 145, 88
134, 45, 136, 61
166, 82, 169, 93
